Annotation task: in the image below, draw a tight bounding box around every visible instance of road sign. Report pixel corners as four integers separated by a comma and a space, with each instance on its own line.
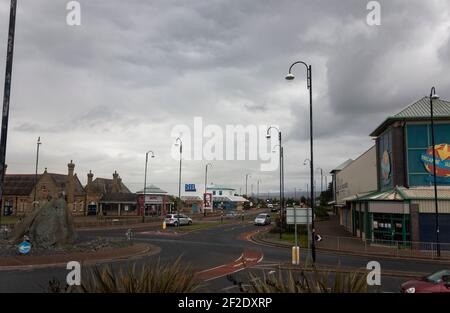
18, 241, 31, 254
185, 184, 196, 192
315, 234, 322, 242
286, 207, 312, 225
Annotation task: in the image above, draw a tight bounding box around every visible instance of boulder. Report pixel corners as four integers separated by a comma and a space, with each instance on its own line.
11, 198, 77, 249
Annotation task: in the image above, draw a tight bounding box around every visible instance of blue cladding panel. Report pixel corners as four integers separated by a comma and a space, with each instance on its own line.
419, 213, 450, 244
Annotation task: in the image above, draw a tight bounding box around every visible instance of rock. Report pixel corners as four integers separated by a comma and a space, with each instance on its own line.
11, 198, 77, 249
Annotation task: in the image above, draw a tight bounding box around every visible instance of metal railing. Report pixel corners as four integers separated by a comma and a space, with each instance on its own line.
317, 235, 450, 260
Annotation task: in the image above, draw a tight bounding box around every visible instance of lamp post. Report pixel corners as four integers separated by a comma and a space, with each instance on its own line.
142, 150, 155, 223
204, 163, 212, 216
245, 173, 251, 197
317, 167, 324, 205
33, 137, 42, 209
175, 138, 183, 227
0, 0, 18, 227
269, 134, 284, 239
257, 179, 261, 203
430, 87, 440, 257
286, 60, 315, 262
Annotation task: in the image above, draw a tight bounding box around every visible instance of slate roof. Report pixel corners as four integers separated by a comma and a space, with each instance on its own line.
370, 96, 450, 136
4, 173, 85, 196
88, 178, 131, 194
100, 193, 137, 203
4, 174, 38, 196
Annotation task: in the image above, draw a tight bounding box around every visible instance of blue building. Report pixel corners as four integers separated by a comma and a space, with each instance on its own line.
347, 97, 450, 246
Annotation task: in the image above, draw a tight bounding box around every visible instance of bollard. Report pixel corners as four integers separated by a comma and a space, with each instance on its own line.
292, 246, 300, 265
162, 220, 167, 230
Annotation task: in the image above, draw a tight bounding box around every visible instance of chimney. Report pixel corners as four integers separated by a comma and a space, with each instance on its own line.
87, 170, 93, 185
67, 160, 75, 204
112, 171, 119, 193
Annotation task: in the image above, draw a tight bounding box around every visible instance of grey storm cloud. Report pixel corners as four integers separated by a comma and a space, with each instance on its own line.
1, 0, 450, 195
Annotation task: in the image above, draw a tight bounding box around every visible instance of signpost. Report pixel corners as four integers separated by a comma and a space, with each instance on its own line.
286, 207, 313, 265
18, 236, 31, 255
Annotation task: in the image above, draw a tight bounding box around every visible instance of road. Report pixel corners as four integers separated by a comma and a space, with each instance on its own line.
0, 216, 448, 293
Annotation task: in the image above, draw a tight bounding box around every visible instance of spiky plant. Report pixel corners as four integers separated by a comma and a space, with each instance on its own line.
230, 266, 368, 293
66, 257, 201, 293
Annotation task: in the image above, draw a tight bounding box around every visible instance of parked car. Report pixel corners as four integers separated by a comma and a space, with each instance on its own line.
225, 211, 238, 218
401, 269, 450, 293
254, 213, 271, 226
164, 214, 192, 227
271, 206, 279, 212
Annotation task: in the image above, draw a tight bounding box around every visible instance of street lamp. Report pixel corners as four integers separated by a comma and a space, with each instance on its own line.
430, 87, 440, 257
257, 179, 262, 203
142, 150, 155, 223
245, 173, 251, 197
0, 0, 18, 227
175, 137, 183, 227
286, 60, 316, 262
33, 137, 42, 209
204, 163, 212, 216
269, 129, 284, 239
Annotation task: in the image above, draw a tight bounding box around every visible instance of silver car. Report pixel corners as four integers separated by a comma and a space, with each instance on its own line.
165, 214, 192, 226
254, 213, 271, 226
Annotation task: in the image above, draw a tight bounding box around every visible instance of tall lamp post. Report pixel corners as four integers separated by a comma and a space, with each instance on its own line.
245, 173, 251, 197
286, 60, 315, 262
430, 87, 440, 257
267, 126, 284, 239
257, 179, 261, 204
33, 137, 42, 209
175, 138, 183, 227
142, 150, 155, 223
317, 167, 324, 205
204, 163, 212, 216
0, 0, 18, 226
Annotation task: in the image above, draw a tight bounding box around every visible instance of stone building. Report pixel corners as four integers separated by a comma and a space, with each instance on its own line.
84, 170, 135, 216
1, 162, 136, 217
2, 161, 86, 217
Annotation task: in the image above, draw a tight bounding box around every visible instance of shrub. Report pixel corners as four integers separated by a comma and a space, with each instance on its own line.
228, 266, 368, 293
47, 257, 201, 293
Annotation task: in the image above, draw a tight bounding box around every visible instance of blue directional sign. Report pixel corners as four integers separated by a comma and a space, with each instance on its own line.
18, 241, 31, 254
185, 184, 196, 192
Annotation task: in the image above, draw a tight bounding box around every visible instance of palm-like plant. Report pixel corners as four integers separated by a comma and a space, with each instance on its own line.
64, 257, 201, 293
229, 266, 368, 293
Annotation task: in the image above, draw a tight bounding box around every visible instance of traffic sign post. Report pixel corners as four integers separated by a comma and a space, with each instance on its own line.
286, 207, 313, 264
18, 236, 31, 255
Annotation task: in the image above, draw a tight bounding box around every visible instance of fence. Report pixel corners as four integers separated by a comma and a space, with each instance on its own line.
317, 235, 450, 260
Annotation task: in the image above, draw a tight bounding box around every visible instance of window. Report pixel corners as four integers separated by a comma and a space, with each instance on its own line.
219, 191, 223, 195
213, 191, 216, 195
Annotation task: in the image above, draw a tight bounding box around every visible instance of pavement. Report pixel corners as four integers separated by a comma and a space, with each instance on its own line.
253, 215, 450, 262
0, 211, 448, 293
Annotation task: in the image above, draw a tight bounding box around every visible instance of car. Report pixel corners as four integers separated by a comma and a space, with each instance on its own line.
401, 269, 450, 293
254, 213, 271, 226
164, 214, 192, 227
271, 207, 279, 212
225, 211, 238, 218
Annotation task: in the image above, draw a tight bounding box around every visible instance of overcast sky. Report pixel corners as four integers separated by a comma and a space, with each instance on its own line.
1, 0, 450, 196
